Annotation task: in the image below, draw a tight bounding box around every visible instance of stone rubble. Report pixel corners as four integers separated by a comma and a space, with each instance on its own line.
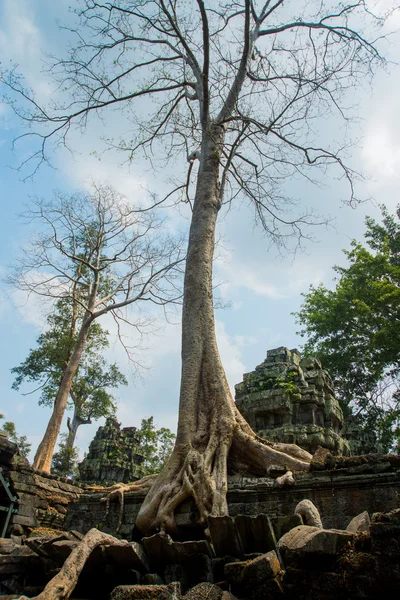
1, 505, 399, 598
345, 511, 371, 534
1, 347, 400, 598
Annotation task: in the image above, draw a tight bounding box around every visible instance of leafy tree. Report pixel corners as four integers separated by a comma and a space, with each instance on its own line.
12, 298, 128, 456
8, 186, 183, 473
296, 206, 400, 451
138, 417, 176, 476
0, 414, 31, 458
2, 1, 389, 533
51, 433, 80, 479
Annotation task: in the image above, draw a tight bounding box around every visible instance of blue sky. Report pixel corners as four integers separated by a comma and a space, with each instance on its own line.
1, 1, 400, 461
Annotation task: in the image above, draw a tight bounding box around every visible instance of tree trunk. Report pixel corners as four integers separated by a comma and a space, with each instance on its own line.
136, 125, 312, 535
33, 320, 92, 473
31, 528, 132, 600
66, 409, 91, 451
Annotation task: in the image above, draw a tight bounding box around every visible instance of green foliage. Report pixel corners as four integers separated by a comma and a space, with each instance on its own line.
243, 370, 300, 399
51, 433, 80, 478
0, 414, 31, 458
273, 372, 301, 400
137, 417, 175, 476
11, 298, 127, 434
296, 205, 400, 451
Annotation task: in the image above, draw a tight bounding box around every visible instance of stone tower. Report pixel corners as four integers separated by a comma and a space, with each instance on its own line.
235, 347, 350, 455
78, 417, 145, 484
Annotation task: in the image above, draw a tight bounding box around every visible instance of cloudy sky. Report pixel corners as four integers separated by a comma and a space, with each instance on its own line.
1, 0, 400, 462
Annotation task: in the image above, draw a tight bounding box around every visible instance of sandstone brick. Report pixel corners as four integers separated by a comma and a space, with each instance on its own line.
110, 582, 181, 600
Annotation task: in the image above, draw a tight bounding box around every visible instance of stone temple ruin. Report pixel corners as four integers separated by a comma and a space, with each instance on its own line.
0, 346, 400, 599
80, 347, 365, 489
235, 347, 350, 456
79, 418, 146, 485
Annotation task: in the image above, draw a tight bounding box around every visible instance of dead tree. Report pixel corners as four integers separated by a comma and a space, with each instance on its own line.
8, 185, 183, 472
2, 1, 388, 532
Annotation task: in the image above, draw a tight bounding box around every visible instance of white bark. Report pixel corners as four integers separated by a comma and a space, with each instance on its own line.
136, 126, 312, 535
33, 318, 92, 472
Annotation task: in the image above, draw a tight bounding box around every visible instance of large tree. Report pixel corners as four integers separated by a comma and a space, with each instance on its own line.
296, 206, 400, 451
2, 1, 388, 533
8, 186, 183, 473
12, 297, 128, 455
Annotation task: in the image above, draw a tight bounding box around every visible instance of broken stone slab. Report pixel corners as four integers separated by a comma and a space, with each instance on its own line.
46, 540, 79, 564
211, 557, 240, 584
0, 542, 39, 560
110, 582, 181, 600
0, 539, 24, 555
0, 554, 42, 576
207, 516, 242, 557
67, 529, 85, 541
11, 514, 36, 527
143, 533, 213, 566
346, 511, 371, 533
233, 514, 274, 555
278, 525, 353, 558
273, 514, 303, 541
105, 541, 150, 572
224, 550, 281, 585
182, 582, 236, 600
25, 532, 72, 558
163, 553, 214, 594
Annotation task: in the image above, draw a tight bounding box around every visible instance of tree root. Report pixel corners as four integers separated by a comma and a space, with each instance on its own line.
99, 474, 157, 532
136, 419, 313, 535
274, 470, 295, 487
295, 499, 323, 528
19, 528, 133, 600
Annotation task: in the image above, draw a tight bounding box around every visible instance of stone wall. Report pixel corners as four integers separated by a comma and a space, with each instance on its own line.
0, 432, 83, 535
65, 454, 400, 540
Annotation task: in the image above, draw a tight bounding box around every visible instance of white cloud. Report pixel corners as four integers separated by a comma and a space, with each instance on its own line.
0, 0, 52, 101
215, 249, 326, 301
62, 154, 149, 201
16, 403, 25, 415
0, 1, 40, 60
11, 288, 49, 329
362, 126, 400, 179
9, 268, 71, 330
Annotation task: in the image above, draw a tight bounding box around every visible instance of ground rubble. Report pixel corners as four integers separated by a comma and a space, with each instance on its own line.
0, 505, 399, 599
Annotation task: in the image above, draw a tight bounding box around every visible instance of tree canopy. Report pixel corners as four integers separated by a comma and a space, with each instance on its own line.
51, 433, 80, 479
296, 206, 400, 451
137, 417, 176, 476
